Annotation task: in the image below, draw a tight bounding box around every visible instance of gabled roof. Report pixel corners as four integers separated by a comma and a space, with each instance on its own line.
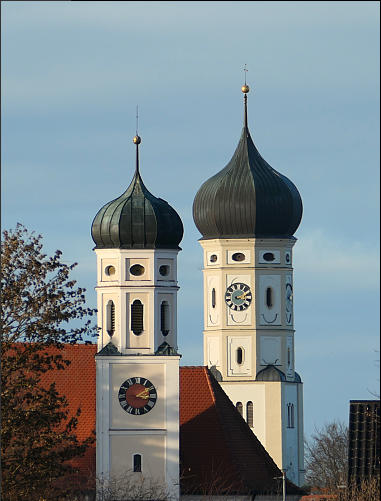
180, 366, 302, 495
37, 345, 301, 495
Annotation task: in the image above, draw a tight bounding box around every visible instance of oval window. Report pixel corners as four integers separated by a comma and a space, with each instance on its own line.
105, 265, 116, 276
266, 287, 273, 308
210, 254, 218, 263
263, 252, 275, 262
159, 265, 170, 276
285, 253, 291, 263
236, 347, 243, 365
232, 252, 245, 262
130, 264, 145, 276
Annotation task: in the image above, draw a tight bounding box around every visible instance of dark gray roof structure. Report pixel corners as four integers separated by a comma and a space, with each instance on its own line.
256, 365, 286, 382
92, 136, 183, 250
193, 88, 303, 239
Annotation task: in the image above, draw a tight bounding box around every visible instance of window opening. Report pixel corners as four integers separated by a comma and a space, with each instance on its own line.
211, 288, 216, 308
130, 264, 145, 276
266, 287, 273, 308
160, 301, 170, 336
106, 300, 115, 336
236, 347, 244, 365
105, 265, 116, 276
263, 252, 275, 262
247, 401, 254, 427
232, 252, 245, 262
210, 254, 218, 263
159, 265, 170, 276
133, 454, 142, 472
131, 300, 143, 335
236, 402, 243, 416
288, 347, 291, 367
287, 403, 295, 428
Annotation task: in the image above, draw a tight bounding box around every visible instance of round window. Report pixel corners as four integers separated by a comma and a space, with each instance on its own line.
210, 254, 218, 263
232, 252, 245, 262
105, 265, 116, 276
159, 265, 170, 276
263, 252, 275, 262
130, 264, 145, 276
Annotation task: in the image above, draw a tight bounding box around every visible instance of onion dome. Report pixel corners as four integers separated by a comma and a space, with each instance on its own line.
193, 85, 303, 239
92, 135, 183, 249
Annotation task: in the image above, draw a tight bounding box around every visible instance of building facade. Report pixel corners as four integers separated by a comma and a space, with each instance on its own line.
193, 84, 305, 486
91, 134, 183, 499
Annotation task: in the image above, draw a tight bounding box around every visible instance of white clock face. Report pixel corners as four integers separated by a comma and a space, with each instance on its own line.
225, 282, 252, 311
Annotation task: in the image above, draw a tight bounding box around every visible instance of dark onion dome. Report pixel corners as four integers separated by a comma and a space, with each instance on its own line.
193, 87, 303, 239
92, 135, 183, 249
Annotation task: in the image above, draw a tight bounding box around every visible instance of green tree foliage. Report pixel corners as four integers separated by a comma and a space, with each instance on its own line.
1, 224, 97, 500
305, 421, 348, 491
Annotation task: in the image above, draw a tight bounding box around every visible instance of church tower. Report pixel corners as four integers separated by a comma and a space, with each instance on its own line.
193, 83, 305, 486
92, 133, 183, 499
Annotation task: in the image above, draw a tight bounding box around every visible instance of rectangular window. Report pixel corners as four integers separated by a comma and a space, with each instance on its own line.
133, 454, 142, 472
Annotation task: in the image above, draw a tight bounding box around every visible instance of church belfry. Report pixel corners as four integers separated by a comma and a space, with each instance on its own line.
193, 82, 305, 486
92, 132, 183, 499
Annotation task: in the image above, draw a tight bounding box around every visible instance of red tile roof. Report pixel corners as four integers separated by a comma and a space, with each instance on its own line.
180, 366, 301, 495
36, 345, 301, 495
39, 343, 97, 488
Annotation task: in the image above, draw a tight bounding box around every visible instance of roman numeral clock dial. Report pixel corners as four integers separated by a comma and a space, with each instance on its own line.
118, 377, 157, 415
225, 282, 252, 311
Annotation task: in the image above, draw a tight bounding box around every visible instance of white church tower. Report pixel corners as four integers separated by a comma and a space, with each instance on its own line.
193, 83, 305, 486
92, 133, 183, 499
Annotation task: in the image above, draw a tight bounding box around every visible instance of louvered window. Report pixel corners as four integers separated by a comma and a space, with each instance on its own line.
160, 301, 170, 336
247, 401, 253, 427
236, 402, 243, 416
131, 300, 143, 335
106, 300, 115, 336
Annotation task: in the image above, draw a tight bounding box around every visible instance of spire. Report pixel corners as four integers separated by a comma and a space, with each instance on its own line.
133, 105, 141, 173
241, 64, 250, 130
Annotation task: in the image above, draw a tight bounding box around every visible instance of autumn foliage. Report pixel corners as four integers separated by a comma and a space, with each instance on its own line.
1, 225, 97, 500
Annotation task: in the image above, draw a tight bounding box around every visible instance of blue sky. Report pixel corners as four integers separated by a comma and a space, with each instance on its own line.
1, 1, 380, 439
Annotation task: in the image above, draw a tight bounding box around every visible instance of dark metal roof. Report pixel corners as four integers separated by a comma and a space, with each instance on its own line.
193, 94, 303, 239
91, 142, 183, 250
256, 365, 286, 382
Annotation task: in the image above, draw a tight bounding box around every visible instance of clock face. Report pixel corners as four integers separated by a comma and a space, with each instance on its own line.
225, 282, 252, 311
118, 377, 157, 415
286, 284, 293, 312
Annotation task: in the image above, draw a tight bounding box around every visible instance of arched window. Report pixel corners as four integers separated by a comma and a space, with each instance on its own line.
266, 287, 273, 308
236, 347, 244, 365
211, 288, 216, 308
133, 454, 142, 472
247, 401, 253, 427
160, 301, 170, 336
236, 402, 243, 416
131, 300, 143, 335
287, 403, 295, 428
106, 300, 115, 336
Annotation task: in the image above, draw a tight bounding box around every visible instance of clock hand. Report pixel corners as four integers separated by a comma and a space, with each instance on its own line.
135, 389, 150, 399
236, 291, 249, 300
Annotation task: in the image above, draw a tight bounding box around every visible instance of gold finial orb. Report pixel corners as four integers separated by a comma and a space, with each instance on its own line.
133, 135, 141, 144
241, 84, 250, 94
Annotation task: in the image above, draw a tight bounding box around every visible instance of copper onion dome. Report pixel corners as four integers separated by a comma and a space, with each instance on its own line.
92, 135, 183, 249
193, 86, 303, 239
